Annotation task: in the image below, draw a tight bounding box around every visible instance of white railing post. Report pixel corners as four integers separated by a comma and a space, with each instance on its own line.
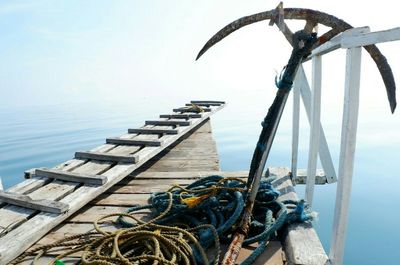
329, 46, 362, 265
0, 177, 3, 191
297, 66, 337, 183
291, 71, 301, 182
305, 55, 322, 205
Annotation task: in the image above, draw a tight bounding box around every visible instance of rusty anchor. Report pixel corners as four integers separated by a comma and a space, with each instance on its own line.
196, 3, 397, 265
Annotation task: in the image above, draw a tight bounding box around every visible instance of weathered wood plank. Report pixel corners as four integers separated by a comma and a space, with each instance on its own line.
173, 107, 211, 113
297, 66, 337, 183
92, 193, 149, 206
0, 180, 80, 232
106, 137, 163, 146
294, 169, 327, 185
341, 26, 400, 48
305, 55, 322, 206
35, 168, 107, 185
310, 27, 370, 57
127, 128, 178, 134
0, 147, 111, 233
142, 159, 220, 172
185, 103, 222, 107
267, 167, 329, 265
236, 241, 285, 265
20, 256, 80, 265
160, 114, 202, 119
34, 223, 117, 247
145, 120, 191, 126
128, 171, 248, 180
191, 100, 225, 104
329, 47, 362, 265
105, 134, 148, 156
68, 205, 134, 223
75, 151, 138, 163
0, 191, 69, 214
107, 178, 193, 194
291, 73, 301, 182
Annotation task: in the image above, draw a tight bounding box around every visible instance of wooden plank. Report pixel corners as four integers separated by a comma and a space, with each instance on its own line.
185, 103, 222, 107
0, 180, 80, 232
191, 100, 225, 104
173, 107, 211, 113
305, 55, 322, 206
34, 223, 117, 247
329, 47, 362, 265
0, 191, 69, 214
0, 149, 110, 234
0, 104, 224, 264
106, 137, 163, 146
92, 193, 149, 206
141, 158, 220, 172
145, 120, 191, 126
291, 73, 301, 182
107, 178, 193, 194
160, 114, 202, 119
34, 168, 107, 185
294, 169, 327, 185
310, 27, 370, 57
69, 205, 133, 223
20, 256, 80, 265
341, 27, 400, 48
236, 241, 285, 265
126, 171, 248, 181
297, 66, 337, 183
128, 128, 178, 134
106, 131, 156, 156
75, 151, 138, 163
267, 167, 328, 265
149, 150, 218, 160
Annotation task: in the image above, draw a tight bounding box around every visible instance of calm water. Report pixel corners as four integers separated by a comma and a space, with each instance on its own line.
0, 99, 399, 264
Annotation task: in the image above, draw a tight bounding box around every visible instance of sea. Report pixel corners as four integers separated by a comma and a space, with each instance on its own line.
0, 97, 399, 265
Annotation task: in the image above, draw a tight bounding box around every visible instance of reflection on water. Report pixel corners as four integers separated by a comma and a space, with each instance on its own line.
0, 100, 398, 265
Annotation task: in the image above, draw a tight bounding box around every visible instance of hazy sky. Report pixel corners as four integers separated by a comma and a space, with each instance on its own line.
0, 0, 398, 144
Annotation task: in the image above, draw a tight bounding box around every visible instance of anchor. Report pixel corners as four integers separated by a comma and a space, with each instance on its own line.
196, 3, 397, 265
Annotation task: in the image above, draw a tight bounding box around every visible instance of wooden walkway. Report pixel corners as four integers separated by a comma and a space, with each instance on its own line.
0, 101, 225, 264
15, 120, 287, 265
3, 103, 327, 265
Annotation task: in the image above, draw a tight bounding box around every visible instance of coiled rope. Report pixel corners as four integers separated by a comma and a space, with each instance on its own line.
14, 176, 314, 265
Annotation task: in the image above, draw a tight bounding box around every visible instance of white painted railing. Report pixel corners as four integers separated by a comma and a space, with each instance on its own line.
290, 26, 400, 265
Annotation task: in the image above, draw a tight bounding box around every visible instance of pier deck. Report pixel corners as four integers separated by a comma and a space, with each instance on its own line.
2, 102, 327, 265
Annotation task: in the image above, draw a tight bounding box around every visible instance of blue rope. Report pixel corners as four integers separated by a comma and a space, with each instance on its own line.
117, 176, 315, 265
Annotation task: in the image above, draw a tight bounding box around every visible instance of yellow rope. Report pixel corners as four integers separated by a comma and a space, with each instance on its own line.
171, 177, 247, 208
12, 192, 220, 265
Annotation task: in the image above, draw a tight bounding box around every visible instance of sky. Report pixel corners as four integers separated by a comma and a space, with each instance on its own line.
0, 0, 399, 112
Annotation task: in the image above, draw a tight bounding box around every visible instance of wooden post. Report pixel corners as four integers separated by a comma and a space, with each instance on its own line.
297, 66, 337, 183
291, 72, 301, 182
305, 55, 322, 205
329, 46, 362, 265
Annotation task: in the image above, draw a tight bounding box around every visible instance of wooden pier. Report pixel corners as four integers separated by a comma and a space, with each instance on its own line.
0, 101, 327, 265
